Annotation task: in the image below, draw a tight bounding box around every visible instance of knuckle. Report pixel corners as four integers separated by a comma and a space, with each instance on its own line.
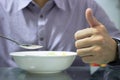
92, 28, 99, 34
76, 49, 81, 55
74, 34, 77, 40
92, 36, 105, 44
101, 25, 105, 29
94, 30, 100, 34
75, 41, 80, 48
92, 46, 102, 53
94, 46, 101, 51
74, 31, 79, 40
97, 36, 105, 43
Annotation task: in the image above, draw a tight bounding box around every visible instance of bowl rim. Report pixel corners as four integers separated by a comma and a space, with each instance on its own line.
10, 51, 77, 57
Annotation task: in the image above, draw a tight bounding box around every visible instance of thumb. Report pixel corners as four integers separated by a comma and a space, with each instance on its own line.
86, 8, 101, 27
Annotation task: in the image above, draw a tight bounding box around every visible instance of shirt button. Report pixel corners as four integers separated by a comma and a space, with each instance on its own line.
40, 15, 43, 18
40, 37, 44, 41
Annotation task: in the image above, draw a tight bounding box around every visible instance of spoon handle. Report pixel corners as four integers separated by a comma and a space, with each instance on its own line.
0, 35, 20, 45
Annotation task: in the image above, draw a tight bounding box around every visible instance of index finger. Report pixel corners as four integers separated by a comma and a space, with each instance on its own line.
74, 28, 93, 40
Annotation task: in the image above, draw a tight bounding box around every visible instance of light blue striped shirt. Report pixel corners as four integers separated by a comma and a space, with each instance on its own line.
0, 0, 120, 67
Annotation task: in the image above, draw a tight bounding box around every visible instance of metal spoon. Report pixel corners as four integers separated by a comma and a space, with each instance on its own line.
0, 35, 43, 49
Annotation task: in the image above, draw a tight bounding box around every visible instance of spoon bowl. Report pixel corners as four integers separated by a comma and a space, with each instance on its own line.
20, 44, 43, 49
0, 35, 43, 49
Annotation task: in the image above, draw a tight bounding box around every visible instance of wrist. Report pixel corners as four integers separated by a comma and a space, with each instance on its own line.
108, 38, 120, 66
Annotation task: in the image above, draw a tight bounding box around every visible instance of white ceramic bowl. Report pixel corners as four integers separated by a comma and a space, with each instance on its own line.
10, 51, 77, 74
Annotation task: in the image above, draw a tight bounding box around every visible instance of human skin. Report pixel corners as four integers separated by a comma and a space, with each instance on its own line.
33, 0, 48, 8
74, 8, 117, 64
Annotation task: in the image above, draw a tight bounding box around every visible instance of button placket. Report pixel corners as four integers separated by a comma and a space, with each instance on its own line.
40, 37, 44, 41
37, 14, 47, 49
40, 14, 43, 18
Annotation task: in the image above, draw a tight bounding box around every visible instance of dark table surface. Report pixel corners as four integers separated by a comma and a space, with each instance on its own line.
0, 66, 120, 80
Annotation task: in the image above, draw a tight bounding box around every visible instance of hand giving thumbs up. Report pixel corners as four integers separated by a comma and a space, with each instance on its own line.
74, 8, 117, 64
